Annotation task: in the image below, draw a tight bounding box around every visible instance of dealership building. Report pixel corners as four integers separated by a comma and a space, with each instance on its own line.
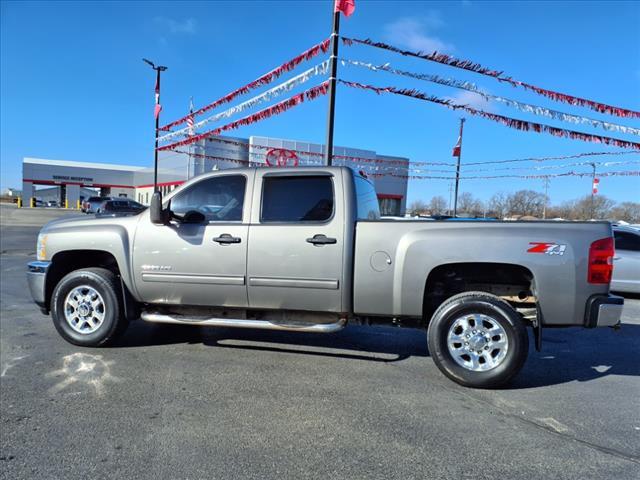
22, 135, 409, 215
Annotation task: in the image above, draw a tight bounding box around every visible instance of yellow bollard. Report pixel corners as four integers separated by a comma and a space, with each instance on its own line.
17, 197, 22, 208
30, 197, 36, 208
76, 199, 81, 210
65, 198, 68, 209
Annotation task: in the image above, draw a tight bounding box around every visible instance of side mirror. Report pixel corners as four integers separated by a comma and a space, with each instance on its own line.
149, 191, 165, 224
181, 210, 206, 224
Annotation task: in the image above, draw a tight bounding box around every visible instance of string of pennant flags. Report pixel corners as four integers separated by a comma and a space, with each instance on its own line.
380, 170, 640, 181
160, 147, 639, 180
338, 80, 640, 150
157, 61, 330, 143
152, 0, 638, 191
340, 59, 640, 136
158, 38, 330, 132
340, 36, 640, 119
157, 82, 329, 152
195, 136, 639, 169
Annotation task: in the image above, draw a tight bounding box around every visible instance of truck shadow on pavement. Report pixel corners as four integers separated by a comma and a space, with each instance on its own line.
509, 324, 640, 388
115, 320, 640, 387
116, 322, 429, 363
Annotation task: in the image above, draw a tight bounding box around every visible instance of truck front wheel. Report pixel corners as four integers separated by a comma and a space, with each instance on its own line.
427, 292, 528, 388
51, 268, 128, 347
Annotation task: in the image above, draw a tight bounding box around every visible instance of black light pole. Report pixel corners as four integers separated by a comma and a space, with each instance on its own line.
323, 9, 340, 166
452, 118, 465, 217
143, 58, 168, 193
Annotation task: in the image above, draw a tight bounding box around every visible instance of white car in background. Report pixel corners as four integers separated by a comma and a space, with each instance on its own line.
612, 225, 640, 294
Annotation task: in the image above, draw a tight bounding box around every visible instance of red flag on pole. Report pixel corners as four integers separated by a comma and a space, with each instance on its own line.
334, 0, 355, 16
452, 135, 461, 157
592, 178, 599, 194
154, 78, 162, 119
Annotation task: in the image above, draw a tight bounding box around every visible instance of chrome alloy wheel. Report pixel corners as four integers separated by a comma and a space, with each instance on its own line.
64, 285, 106, 334
447, 313, 509, 372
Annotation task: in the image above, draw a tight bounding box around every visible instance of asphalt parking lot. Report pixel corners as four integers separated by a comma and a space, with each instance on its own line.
1, 204, 639, 479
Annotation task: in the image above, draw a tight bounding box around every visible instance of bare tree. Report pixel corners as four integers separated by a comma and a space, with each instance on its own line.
571, 195, 616, 220
429, 195, 448, 215
610, 202, 640, 223
488, 192, 509, 219
507, 190, 546, 218
457, 192, 484, 217
408, 200, 428, 216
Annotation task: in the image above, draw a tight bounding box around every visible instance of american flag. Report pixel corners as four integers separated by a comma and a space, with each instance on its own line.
154, 77, 162, 119
186, 97, 195, 136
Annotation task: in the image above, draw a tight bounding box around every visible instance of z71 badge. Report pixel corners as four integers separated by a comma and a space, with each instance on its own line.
527, 242, 567, 256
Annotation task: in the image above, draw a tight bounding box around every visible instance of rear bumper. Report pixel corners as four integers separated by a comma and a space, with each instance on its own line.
27, 261, 51, 311
584, 294, 624, 328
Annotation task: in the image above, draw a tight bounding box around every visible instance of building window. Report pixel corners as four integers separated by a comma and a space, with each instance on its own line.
378, 197, 402, 216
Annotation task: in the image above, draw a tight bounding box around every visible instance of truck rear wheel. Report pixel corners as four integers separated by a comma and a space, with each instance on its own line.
427, 292, 528, 388
51, 268, 128, 347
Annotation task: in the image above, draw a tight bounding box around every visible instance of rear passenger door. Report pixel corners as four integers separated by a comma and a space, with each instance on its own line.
247, 171, 346, 313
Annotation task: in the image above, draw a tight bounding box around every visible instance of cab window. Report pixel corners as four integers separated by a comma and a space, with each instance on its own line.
354, 175, 381, 220
171, 175, 246, 222
261, 176, 333, 222
614, 231, 640, 252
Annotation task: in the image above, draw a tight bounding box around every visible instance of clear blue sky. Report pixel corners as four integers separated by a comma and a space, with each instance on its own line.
1, 0, 639, 205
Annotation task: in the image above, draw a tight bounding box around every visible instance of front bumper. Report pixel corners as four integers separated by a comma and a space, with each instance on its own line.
27, 261, 51, 311
584, 294, 624, 328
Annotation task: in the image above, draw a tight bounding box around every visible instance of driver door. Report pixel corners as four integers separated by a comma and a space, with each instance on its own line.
133, 172, 252, 307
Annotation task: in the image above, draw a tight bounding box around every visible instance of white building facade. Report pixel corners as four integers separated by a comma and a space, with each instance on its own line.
23, 135, 409, 215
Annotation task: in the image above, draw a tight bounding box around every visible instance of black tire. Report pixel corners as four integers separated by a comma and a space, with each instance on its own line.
427, 291, 528, 388
51, 267, 129, 347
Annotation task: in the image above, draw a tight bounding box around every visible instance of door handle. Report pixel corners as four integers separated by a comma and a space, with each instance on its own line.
306, 234, 337, 245
213, 234, 241, 244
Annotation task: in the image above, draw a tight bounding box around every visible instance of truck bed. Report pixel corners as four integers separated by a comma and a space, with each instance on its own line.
353, 220, 612, 326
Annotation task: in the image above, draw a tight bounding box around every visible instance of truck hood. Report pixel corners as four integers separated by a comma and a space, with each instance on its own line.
41, 212, 142, 233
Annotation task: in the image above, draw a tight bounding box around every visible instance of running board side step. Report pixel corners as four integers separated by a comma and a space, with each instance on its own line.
140, 312, 347, 334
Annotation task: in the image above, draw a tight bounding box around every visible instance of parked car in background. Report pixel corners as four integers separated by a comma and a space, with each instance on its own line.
46, 200, 59, 207
612, 225, 640, 294
95, 198, 146, 217
83, 196, 113, 214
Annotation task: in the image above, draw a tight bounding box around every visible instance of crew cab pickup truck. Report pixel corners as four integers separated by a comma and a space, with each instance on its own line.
27, 167, 623, 388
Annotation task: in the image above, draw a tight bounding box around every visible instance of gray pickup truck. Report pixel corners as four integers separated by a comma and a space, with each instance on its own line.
27, 167, 623, 388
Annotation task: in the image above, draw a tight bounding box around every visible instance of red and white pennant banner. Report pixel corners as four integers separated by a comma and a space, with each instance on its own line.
339, 80, 640, 150
341, 59, 640, 136
157, 82, 329, 152
159, 38, 330, 131
158, 61, 330, 143
341, 37, 640, 119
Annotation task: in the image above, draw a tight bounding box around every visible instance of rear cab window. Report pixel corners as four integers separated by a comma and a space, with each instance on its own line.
354, 174, 381, 220
261, 176, 334, 222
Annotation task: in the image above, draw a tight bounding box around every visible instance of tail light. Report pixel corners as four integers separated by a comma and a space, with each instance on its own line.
588, 237, 614, 284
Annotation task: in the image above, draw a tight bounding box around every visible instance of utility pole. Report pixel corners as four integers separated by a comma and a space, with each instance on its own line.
542, 176, 550, 219
589, 162, 597, 219
452, 118, 465, 217
143, 58, 168, 193
323, 6, 341, 166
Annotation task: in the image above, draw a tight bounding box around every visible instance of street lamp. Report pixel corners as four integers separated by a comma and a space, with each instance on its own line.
142, 58, 168, 195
